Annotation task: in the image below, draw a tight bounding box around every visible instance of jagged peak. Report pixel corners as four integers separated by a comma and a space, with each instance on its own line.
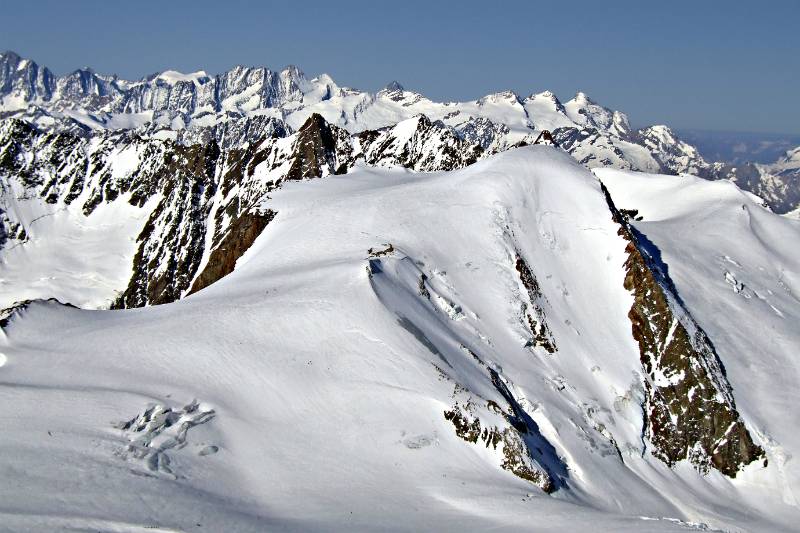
224, 64, 269, 76
0, 50, 22, 62
67, 66, 96, 76
298, 112, 335, 133
0, 50, 44, 74
280, 64, 306, 80
384, 80, 404, 92
395, 113, 433, 129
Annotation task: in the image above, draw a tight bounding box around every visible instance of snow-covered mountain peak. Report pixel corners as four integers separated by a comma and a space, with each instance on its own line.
565, 91, 614, 130
610, 110, 633, 138
569, 90, 594, 105
155, 70, 211, 85
526, 89, 559, 103
383, 80, 404, 92
312, 72, 336, 85
478, 89, 521, 105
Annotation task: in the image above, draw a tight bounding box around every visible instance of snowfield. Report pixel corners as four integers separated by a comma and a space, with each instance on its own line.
1, 147, 799, 532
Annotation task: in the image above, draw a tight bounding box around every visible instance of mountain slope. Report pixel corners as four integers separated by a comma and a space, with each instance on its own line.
1, 147, 798, 531
0, 113, 481, 310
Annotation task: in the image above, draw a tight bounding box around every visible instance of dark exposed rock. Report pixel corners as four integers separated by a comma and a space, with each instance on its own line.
418, 274, 431, 300
188, 210, 276, 295
367, 243, 394, 257
443, 400, 554, 493
514, 255, 557, 353
533, 130, 556, 146
113, 142, 222, 308
600, 182, 764, 477
286, 113, 353, 180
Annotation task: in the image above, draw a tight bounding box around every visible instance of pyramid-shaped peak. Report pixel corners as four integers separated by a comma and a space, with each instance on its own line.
281, 65, 306, 79
384, 80, 404, 92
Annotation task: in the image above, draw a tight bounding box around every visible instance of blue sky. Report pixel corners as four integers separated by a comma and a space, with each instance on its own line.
4, 0, 798, 133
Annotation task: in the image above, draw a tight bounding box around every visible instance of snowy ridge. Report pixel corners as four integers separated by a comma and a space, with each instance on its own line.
1, 146, 798, 531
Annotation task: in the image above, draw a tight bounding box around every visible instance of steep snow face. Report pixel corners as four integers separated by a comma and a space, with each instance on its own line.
564, 92, 614, 130
638, 124, 712, 177
522, 91, 573, 132
0, 185, 151, 309
1, 147, 797, 531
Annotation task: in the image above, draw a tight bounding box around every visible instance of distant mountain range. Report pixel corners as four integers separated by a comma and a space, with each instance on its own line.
2, 50, 798, 214
677, 129, 800, 165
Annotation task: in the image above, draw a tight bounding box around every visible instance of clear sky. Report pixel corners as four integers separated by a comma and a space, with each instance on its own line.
3, 0, 798, 134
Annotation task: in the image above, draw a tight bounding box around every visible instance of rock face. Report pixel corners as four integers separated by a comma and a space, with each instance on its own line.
188, 210, 276, 295
601, 183, 764, 477
114, 141, 222, 308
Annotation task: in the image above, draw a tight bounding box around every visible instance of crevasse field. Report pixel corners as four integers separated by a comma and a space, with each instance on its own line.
1, 147, 798, 532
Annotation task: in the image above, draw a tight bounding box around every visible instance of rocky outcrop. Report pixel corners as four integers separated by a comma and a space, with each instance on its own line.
515, 255, 557, 354
188, 210, 276, 295
601, 183, 764, 477
444, 400, 554, 492
286, 113, 354, 179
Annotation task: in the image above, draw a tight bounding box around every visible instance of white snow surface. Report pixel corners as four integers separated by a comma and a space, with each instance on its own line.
0, 148, 798, 531
0, 182, 154, 309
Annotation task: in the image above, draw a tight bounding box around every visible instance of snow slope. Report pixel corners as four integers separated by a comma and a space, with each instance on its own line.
1, 147, 798, 531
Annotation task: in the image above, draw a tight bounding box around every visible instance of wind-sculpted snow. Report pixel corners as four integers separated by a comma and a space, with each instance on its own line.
0, 146, 798, 531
